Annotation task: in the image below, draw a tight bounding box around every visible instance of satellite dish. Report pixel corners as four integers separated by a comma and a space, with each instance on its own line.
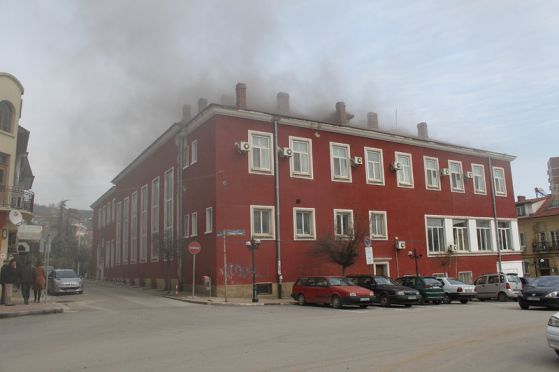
9, 210, 23, 226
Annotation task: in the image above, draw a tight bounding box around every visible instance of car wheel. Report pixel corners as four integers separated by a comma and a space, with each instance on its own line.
331, 295, 342, 309
404, 304, 412, 308
460, 299, 468, 304
297, 294, 306, 306
359, 305, 368, 309
519, 300, 529, 310
478, 298, 487, 302
443, 294, 451, 304
380, 295, 391, 307
555, 350, 559, 357
498, 292, 508, 302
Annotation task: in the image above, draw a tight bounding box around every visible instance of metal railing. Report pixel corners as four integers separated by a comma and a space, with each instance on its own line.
532, 240, 559, 252
0, 186, 34, 213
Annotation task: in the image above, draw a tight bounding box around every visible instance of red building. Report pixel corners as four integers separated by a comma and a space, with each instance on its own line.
91, 83, 523, 298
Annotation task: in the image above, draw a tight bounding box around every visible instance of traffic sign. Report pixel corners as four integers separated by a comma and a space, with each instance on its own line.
216, 229, 246, 237
364, 238, 371, 248
365, 246, 374, 265
188, 241, 201, 255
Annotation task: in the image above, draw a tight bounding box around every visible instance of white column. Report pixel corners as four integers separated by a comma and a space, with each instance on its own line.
489, 219, 498, 251
444, 218, 454, 250
510, 219, 521, 251
468, 219, 478, 252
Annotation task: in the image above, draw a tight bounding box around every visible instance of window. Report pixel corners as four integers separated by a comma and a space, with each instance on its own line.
427, 218, 445, 253
107, 203, 111, 225
330, 143, 351, 181
251, 205, 275, 239
102, 205, 106, 227
97, 209, 101, 230
289, 137, 312, 178
0, 101, 13, 133
396, 152, 413, 187
453, 219, 469, 251
498, 221, 512, 250
182, 139, 189, 169
111, 240, 116, 268
112, 199, 116, 222
369, 211, 387, 240
151, 177, 160, 260
493, 167, 507, 196
164, 169, 174, 239
123, 197, 129, 264
334, 209, 353, 238
130, 192, 138, 263
116, 201, 121, 265
365, 148, 384, 185
191, 212, 198, 237
476, 220, 492, 251
458, 271, 473, 285
519, 232, 526, 251
140, 185, 148, 262
449, 161, 464, 192
104, 241, 108, 268
183, 214, 190, 238
551, 231, 559, 248
424, 157, 440, 190
472, 164, 486, 194
249, 131, 273, 174
191, 140, 198, 165
205, 207, 213, 234
516, 205, 526, 217
293, 208, 315, 240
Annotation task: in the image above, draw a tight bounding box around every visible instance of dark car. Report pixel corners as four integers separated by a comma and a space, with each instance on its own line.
395, 276, 444, 304
291, 276, 375, 309
346, 275, 419, 307
518, 276, 559, 310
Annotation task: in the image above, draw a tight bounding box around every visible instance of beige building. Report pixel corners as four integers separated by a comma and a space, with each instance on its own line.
0, 72, 34, 261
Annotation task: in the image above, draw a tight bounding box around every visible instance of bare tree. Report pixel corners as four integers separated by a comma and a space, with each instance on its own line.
152, 231, 182, 293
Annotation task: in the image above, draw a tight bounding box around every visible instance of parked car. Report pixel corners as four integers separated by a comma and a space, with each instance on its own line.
48, 269, 84, 295
346, 275, 419, 307
547, 312, 559, 356
518, 276, 559, 310
394, 276, 444, 304
291, 276, 374, 309
474, 273, 522, 301
436, 277, 477, 304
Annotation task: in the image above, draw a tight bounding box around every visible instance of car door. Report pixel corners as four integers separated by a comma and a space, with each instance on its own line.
314, 277, 331, 304
486, 275, 500, 298
474, 276, 488, 298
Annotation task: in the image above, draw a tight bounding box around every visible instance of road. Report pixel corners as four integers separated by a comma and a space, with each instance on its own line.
0, 282, 558, 372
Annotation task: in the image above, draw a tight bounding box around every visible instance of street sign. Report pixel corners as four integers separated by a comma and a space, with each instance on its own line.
364, 238, 371, 248
365, 246, 374, 265
216, 229, 246, 237
188, 241, 201, 255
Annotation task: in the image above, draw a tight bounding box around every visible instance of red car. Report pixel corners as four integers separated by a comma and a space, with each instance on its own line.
291, 276, 374, 309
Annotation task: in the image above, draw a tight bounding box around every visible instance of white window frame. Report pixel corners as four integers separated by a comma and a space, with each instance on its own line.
191, 212, 198, 237
111, 240, 116, 268
330, 142, 351, 182
116, 201, 121, 265
130, 191, 138, 264
426, 218, 446, 253
476, 220, 492, 251
190, 139, 198, 165
112, 199, 116, 222
492, 167, 507, 196
249, 130, 274, 175
334, 209, 354, 239
369, 211, 388, 240
423, 156, 440, 191
498, 221, 513, 250
452, 219, 470, 251
519, 232, 526, 251
184, 214, 190, 238
458, 271, 473, 285
250, 205, 275, 240
449, 160, 465, 193
151, 176, 160, 261
293, 207, 316, 240
140, 185, 148, 263
289, 136, 313, 179
471, 164, 487, 195
395, 152, 414, 188
205, 207, 213, 234
122, 197, 129, 264
365, 147, 384, 185
163, 168, 174, 238
182, 139, 190, 169
107, 203, 111, 226
102, 205, 106, 227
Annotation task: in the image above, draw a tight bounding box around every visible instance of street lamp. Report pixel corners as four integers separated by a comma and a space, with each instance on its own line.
246, 237, 261, 303
408, 248, 422, 277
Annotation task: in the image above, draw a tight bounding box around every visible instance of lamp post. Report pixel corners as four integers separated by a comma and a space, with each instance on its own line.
408, 248, 422, 277
246, 237, 261, 303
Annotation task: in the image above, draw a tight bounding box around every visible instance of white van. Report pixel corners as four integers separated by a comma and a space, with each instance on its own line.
474, 273, 522, 301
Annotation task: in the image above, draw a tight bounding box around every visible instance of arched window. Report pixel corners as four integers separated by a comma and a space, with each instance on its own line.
0, 101, 14, 133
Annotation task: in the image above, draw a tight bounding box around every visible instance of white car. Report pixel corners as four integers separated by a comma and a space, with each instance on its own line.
437, 277, 477, 304
547, 312, 559, 356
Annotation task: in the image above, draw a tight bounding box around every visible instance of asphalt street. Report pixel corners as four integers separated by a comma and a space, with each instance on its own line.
0, 282, 558, 372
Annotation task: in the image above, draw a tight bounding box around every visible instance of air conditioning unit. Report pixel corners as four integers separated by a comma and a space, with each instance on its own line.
464, 171, 473, 179
390, 161, 401, 171
279, 147, 293, 157
235, 141, 251, 153
440, 168, 450, 176
396, 241, 406, 250
448, 244, 457, 252
351, 156, 363, 166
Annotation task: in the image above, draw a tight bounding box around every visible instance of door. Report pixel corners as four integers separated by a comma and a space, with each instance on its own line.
375, 263, 389, 276
474, 276, 488, 298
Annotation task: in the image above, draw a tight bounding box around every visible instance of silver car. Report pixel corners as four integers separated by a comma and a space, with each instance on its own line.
48, 269, 84, 295
474, 273, 522, 301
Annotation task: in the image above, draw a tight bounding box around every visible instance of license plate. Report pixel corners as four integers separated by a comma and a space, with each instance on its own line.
527, 297, 540, 301
360, 297, 369, 302
408, 296, 417, 300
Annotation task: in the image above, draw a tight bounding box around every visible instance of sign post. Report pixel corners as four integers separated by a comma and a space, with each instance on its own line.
364, 238, 374, 275
188, 242, 201, 297
216, 229, 245, 302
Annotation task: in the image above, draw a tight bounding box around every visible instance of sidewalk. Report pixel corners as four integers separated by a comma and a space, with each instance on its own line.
0, 293, 64, 319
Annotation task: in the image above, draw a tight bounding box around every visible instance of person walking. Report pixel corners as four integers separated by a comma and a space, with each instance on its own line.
19, 260, 34, 305
3, 259, 18, 306
0, 259, 8, 305
33, 261, 46, 303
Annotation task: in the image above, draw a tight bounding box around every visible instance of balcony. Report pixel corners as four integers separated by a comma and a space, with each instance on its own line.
0, 186, 34, 214
532, 240, 559, 253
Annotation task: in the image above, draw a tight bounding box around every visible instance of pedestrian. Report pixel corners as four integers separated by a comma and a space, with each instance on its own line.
3, 258, 18, 306
0, 259, 8, 305
33, 261, 46, 303
18, 259, 34, 305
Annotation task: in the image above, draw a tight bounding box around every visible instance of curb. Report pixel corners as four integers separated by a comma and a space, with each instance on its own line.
0, 307, 64, 319
161, 295, 295, 307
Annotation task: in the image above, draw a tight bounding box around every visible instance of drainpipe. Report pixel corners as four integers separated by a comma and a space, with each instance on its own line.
488, 156, 503, 273
176, 132, 186, 290
272, 117, 283, 298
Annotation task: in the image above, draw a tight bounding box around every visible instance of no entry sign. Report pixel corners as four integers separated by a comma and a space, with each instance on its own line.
188, 242, 201, 255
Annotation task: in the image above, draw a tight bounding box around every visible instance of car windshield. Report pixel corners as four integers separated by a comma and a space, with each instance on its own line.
424, 278, 441, 286
327, 277, 352, 286
506, 274, 520, 283
446, 279, 465, 285
530, 276, 559, 288
56, 270, 78, 278
375, 276, 396, 285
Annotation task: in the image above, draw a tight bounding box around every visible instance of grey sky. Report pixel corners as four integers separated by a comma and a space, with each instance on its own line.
1, 0, 557, 209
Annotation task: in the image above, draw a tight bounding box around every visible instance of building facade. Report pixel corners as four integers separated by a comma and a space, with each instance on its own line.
92, 83, 523, 297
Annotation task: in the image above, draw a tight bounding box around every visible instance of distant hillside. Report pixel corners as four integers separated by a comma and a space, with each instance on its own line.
33, 203, 93, 228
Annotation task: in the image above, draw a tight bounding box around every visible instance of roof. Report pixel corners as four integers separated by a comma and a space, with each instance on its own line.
0, 72, 24, 93
89, 186, 115, 209
518, 194, 559, 219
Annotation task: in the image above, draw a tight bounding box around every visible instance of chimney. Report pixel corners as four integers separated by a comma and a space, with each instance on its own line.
236, 82, 247, 108
181, 104, 192, 124
335, 101, 348, 125
417, 122, 428, 139
517, 195, 526, 202
276, 92, 290, 114
367, 112, 379, 130
197, 98, 208, 113
220, 94, 234, 106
